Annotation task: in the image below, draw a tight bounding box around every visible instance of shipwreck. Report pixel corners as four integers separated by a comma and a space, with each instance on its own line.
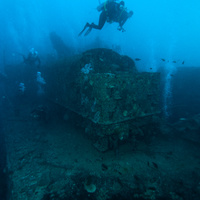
45, 48, 161, 151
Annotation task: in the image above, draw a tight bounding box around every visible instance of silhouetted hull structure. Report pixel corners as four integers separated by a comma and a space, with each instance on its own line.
45, 48, 161, 151
170, 66, 200, 121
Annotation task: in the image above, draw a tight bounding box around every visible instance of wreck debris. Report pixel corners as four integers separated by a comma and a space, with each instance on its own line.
45, 48, 161, 151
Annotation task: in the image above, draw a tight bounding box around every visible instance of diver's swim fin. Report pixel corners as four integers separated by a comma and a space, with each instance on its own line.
78, 23, 90, 36
84, 27, 92, 36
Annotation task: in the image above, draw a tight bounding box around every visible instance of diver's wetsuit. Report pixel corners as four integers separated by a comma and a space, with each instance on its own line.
79, 2, 128, 36
92, 2, 120, 29
90, 10, 107, 30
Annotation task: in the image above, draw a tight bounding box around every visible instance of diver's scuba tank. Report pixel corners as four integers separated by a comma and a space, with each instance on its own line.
96, 0, 118, 12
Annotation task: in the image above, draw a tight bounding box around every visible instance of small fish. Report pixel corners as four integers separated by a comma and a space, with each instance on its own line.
182, 61, 184, 64
150, 68, 152, 70
170, 74, 174, 77
172, 61, 176, 63
152, 162, 158, 169
101, 163, 108, 171
134, 175, 140, 181
161, 58, 165, 61
148, 187, 156, 191
135, 58, 141, 61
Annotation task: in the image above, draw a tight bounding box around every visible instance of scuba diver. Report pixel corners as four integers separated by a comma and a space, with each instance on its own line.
79, 0, 133, 36
21, 48, 41, 69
